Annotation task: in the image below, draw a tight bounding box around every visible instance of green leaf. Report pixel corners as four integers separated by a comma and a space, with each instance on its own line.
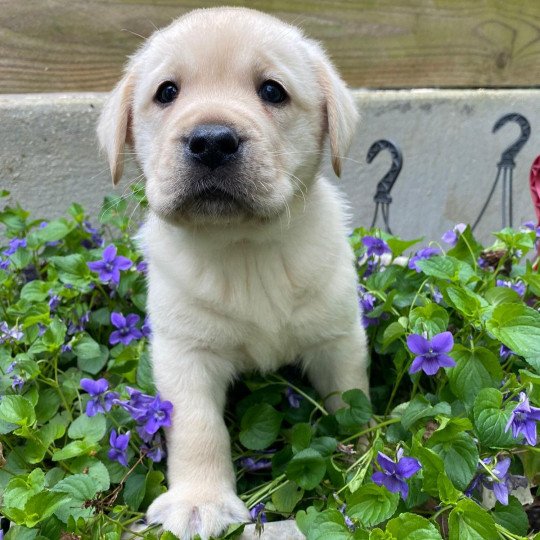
74, 334, 109, 375
382, 322, 406, 350
410, 442, 444, 497
347, 484, 400, 528
286, 448, 326, 490
401, 396, 451, 431
0, 395, 36, 427
239, 403, 282, 450
335, 389, 372, 428
123, 473, 146, 511
20, 281, 50, 302
492, 495, 529, 536
409, 304, 449, 336
51, 440, 98, 461
23, 491, 70, 527
486, 303, 540, 357
3, 468, 45, 509
385, 513, 443, 539
444, 285, 483, 317
271, 480, 304, 513
67, 414, 107, 443
448, 499, 498, 540
447, 346, 503, 407
310, 437, 338, 458
472, 388, 514, 448
437, 474, 460, 505
291, 423, 312, 453
52, 473, 99, 500
428, 432, 478, 491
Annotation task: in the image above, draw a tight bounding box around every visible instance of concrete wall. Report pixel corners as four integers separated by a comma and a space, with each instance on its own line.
1, 90, 539, 242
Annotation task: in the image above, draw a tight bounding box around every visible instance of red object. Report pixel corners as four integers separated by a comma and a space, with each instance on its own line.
530, 156, 540, 267
530, 156, 540, 225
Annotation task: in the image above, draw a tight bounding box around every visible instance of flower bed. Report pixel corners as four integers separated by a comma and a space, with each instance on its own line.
0, 190, 539, 539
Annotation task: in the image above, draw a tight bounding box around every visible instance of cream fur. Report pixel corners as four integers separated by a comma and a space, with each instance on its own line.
98, 7, 368, 539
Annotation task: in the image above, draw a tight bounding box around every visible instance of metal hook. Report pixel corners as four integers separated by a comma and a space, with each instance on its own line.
368, 139, 403, 233
492, 113, 531, 168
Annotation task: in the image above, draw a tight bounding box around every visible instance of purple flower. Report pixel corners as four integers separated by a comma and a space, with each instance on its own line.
48, 292, 60, 312
240, 457, 272, 472
11, 375, 24, 391
432, 287, 443, 304
339, 504, 355, 531
142, 432, 166, 463
80, 378, 119, 417
442, 223, 466, 247
3, 238, 26, 256
499, 345, 514, 360
250, 502, 267, 523
141, 317, 151, 339
407, 331, 456, 376
466, 458, 516, 506
496, 279, 526, 297
139, 396, 173, 436
358, 285, 378, 328
108, 429, 130, 467
136, 260, 148, 274
505, 392, 540, 446
0, 258, 9, 270
6, 361, 17, 374
61, 343, 73, 353
362, 236, 391, 257
285, 387, 302, 409
478, 256, 490, 269
109, 312, 143, 346
87, 244, 132, 285
408, 247, 441, 272
371, 449, 421, 500
0, 322, 23, 344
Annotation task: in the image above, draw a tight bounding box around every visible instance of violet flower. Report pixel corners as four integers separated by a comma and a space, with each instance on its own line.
108, 429, 130, 467
358, 286, 378, 328
407, 331, 456, 376
466, 457, 518, 506
285, 387, 302, 409
505, 392, 540, 446
408, 247, 441, 272
496, 279, 526, 297
139, 396, 173, 436
362, 236, 391, 257
142, 432, 166, 463
442, 223, 466, 246
109, 312, 143, 346
499, 345, 514, 360
339, 504, 355, 531
0, 258, 9, 270
240, 457, 272, 472
87, 244, 132, 285
3, 238, 26, 256
371, 449, 421, 500
250, 502, 267, 523
0, 322, 23, 344
80, 378, 119, 417
11, 376, 24, 391
141, 317, 151, 339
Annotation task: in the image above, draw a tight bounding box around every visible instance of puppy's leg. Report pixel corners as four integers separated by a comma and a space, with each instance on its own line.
302, 326, 369, 413
146, 335, 250, 540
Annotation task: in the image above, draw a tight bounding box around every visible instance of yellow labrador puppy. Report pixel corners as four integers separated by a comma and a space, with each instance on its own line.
98, 7, 368, 539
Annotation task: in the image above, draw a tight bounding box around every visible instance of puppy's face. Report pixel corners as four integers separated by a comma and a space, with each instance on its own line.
98, 8, 358, 225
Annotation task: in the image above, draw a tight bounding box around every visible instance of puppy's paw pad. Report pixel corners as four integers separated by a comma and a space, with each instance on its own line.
147, 487, 250, 540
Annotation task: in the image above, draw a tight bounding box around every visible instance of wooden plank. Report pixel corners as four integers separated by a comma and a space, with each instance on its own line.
1, 0, 540, 93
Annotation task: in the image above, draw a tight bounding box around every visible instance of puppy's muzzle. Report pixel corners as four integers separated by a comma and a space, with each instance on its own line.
186, 124, 240, 170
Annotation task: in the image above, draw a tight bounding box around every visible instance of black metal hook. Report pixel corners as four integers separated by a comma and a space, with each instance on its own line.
492, 113, 531, 168
368, 139, 403, 233
368, 140, 403, 204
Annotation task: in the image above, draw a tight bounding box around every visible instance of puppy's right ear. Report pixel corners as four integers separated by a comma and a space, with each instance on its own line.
97, 73, 135, 185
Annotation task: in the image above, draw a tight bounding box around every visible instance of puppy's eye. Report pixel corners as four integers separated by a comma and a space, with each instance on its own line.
155, 81, 179, 104
258, 80, 288, 104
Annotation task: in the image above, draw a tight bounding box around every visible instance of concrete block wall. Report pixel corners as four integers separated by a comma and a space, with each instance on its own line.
1, 90, 539, 243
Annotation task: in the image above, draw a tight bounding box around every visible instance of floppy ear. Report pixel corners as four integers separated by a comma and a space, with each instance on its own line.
97, 72, 135, 185
315, 47, 359, 177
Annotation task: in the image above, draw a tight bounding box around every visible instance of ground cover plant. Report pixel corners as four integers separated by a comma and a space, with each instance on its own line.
0, 189, 540, 539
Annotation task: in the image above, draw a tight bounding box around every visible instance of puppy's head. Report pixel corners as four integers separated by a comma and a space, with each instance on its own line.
98, 8, 358, 225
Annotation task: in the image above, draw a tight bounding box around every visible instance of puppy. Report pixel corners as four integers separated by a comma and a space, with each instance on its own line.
98, 7, 369, 539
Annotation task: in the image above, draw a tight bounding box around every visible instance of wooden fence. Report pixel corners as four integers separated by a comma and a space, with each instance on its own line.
1, 0, 540, 93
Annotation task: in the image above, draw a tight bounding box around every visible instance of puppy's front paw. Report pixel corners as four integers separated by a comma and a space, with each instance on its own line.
146, 485, 251, 540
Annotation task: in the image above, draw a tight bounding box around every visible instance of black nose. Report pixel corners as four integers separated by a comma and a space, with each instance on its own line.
186, 124, 240, 170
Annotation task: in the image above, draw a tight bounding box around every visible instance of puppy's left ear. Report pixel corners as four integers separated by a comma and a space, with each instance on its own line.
312, 44, 359, 177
